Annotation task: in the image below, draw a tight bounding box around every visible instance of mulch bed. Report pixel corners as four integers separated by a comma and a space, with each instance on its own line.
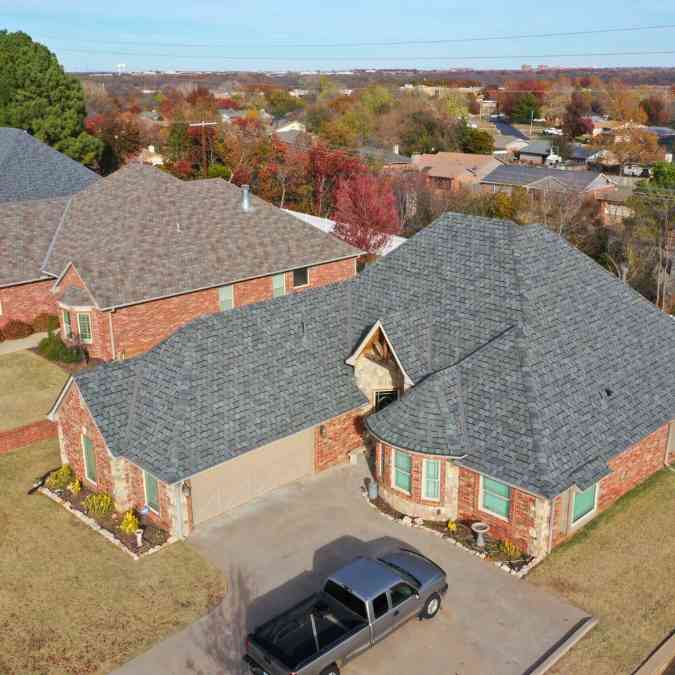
29, 347, 105, 374
371, 496, 533, 572
51, 484, 169, 555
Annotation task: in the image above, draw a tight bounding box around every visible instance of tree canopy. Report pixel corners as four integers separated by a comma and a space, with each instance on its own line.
0, 31, 102, 166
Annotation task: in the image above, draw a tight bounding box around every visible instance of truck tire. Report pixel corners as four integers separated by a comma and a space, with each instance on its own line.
320, 665, 340, 675
421, 592, 442, 619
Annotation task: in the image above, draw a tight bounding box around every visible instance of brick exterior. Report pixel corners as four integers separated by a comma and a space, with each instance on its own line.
0, 279, 58, 328
314, 407, 366, 472
0, 419, 57, 454
125, 462, 173, 532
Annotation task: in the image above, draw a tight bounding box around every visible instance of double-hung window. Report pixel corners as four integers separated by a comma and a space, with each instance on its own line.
77, 313, 92, 343
63, 310, 72, 338
393, 450, 412, 493
82, 434, 96, 484
272, 273, 286, 298
572, 483, 597, 524
143, 470, 160, 513
218, 284, 234, 311
481, 476, 511, 520
293, 267, 309, 288
422, 459, 441, 501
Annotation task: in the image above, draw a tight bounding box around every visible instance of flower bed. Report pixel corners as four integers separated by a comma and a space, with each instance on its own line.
40, 465, 172, 560
368, 494, 539, 576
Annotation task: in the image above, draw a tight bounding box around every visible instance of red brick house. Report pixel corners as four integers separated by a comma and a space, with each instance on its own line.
2, 164, 359, 357
49, 213, 675, 552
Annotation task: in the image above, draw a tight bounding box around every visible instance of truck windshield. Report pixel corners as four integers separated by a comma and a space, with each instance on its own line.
323, 580, 368, 620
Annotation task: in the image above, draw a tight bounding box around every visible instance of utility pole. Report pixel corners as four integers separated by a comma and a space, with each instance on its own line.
189, 121, 217, 177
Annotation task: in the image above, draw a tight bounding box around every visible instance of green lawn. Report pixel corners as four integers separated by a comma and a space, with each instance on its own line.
528, 468, 675, 675
0, 440, 227, 675
0, 350, 69, 431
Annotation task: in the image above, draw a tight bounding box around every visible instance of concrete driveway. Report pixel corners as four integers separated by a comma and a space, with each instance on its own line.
115, 462, 591, 675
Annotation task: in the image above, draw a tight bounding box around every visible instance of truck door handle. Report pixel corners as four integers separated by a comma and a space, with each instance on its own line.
394, 610, 399, 616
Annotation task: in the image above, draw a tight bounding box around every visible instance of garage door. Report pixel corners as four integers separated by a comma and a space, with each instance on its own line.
190, 426, 315, 526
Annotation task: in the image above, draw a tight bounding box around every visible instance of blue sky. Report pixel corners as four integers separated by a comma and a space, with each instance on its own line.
3, 0, 675, 72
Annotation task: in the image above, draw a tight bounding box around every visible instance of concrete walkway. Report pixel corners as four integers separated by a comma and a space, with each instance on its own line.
0, 332, 47, 355
115, 463, 592, 675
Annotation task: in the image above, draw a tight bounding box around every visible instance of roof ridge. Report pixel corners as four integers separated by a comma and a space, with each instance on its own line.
40, 195, 73, 273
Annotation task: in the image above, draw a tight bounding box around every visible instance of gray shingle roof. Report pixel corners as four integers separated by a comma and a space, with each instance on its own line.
72, 212, 675, 497
519, 141, 552, 156
42, 164, 360, 308
0, 128, 98, 203
0, 197, 68, 287
357, 146, 412, 165
60, 285, 95, 306
482, 164, 608, 192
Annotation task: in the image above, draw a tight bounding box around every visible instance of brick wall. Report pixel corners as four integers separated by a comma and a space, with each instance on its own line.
457, 467, 537, 554
314, 407, 365, 472
0, 279, 58, 327
125, 462, 173, 532
292, 258, 356, 292
0, 419, 57, 454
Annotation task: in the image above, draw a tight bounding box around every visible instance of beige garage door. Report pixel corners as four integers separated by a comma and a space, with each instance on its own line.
190, 426, 315, 526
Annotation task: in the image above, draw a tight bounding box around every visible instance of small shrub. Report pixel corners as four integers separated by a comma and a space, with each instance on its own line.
119, 510, 140, 534
1, 320, 33, 340
499, 539, 521, 560
0, 328, 5, 342
67, 478, 82, 495
32, 313, 60, 332
46, 464, 75, 491
83, 493, 114, 517
446, 519, 458, 534
37, 333, 84, 363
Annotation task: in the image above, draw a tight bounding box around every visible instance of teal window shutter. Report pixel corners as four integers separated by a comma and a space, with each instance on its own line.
218, 285, 234, 311
394, 450, 412, 493
82, 435, 96, 483
63, 311, 72, 338
423, 459, 440, 500
144, 471, 160, 512
272, 273, 286, 298
572, 484, 597, 523
482, 477, 511, 519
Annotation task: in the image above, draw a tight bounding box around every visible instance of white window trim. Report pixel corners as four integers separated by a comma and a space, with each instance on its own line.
81, 434, 96, 485
77, 312, 93, 344
0, 299, 3, 316
218, 284, 234, 311
421, 459, 441, 502
374, 388, 398, 411
392, 449, 412, 495
63, 310, 72, 339
143, 470, 160, 514
272, 273, 286, 297
569, 483, 599, 527
292, 266, 310, 289
479, 475, 511, 522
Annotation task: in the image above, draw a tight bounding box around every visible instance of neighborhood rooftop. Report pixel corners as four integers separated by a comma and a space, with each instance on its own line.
0, 127, 98, 203
481, 164, 611, 191
71, 213, 675, 497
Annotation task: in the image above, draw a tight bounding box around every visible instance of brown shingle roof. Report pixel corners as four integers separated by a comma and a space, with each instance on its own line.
411, 152, 501, 180
43, 164, 360, 309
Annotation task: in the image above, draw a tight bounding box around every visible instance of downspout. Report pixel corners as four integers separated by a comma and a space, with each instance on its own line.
174, 483, 185, 539
108, 310, 116, 361
665, 424, 675, 472
546, 496, 556, 555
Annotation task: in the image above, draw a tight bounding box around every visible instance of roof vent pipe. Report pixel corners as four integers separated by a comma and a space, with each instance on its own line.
242, 184, 252, 212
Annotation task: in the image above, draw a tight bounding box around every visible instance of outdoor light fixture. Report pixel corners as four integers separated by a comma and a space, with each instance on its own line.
320, 425, 327, 437
182, 481, 191, 497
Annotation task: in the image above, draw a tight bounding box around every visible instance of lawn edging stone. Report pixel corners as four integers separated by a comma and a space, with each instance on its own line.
39, 486, 176, 560
361, 488, 543, 578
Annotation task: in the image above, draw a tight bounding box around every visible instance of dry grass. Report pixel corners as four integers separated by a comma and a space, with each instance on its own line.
0, 351, 68, 431
0, 439, 227, 675
528, 468, 675, 675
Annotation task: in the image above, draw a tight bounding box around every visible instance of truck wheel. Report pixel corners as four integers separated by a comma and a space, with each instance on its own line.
421, 593, 442, 619
320, 665, 340, 675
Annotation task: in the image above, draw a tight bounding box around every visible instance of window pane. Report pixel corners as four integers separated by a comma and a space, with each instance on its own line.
144, 471, 159, 512
395, 451, 411, 471
293, 267, 308, 287
424, 460, 440, 500
63, 311, 72, 338
573, 484, 597, 522
218, 285, 234, 311
272, 273, 285, 298
375, 389, 398, 411
483, 492, 509, 518
83, 436, 96, 482
484, 477, 510, 498
373, 593, 389, 619
390, 583, 415, 608
77, 314, 92, 342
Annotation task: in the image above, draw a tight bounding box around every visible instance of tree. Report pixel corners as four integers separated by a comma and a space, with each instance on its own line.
264, 89, 303, 118
166, 118, 191, 163
602, 81, 647, 123
333, 174, 401, 254
510, 93, 541, 123
444, 91, 469, 120
651, 162, 675, 189
562, 90, 594, 138
85, 112, 142, 173
0, 31, 103, 166
460, 126, 494, 154
640, 95, 670, 126
596, 127, 663, 166
400, 111, 461, 155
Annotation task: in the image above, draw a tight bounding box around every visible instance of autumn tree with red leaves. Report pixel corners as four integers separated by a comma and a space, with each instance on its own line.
333, 173, 401, 254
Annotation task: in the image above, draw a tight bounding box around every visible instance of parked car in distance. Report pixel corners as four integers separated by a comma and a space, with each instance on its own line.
244, 550, 448, 675
623, 164, 653, 177
543, 127, 563, 136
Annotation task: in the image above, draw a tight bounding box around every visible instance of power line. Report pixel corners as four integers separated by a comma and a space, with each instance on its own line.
36, 23, 675, 49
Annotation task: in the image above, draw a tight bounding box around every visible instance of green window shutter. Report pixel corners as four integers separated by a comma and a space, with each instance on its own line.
482, 477, 511, 519
394, 450, 412, 492
218, 285, 234, 311
144, 471, 160, 512
572, 484, 597, 522
82, 435, 96, 483
63, 311, 72, 338
424, 459, 440, 500
77, 313, 92, 342
272, 273, 286, 298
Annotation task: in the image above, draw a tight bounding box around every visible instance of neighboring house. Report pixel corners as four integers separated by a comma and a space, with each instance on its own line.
0, 164, 360, 353
273, 119, 306, 134
0, 127, 98, 203
284, 210, 406, 257
137, 145, 164, 166
274, 128, 315, 150
598, 187, 635, 228
481, 164, 616, 198
49, 213, 675, 552
218, 109, 244, 124
517, 141, 562, 166
492, 134, 529, 158
412, 152, 502, 192
357, 145, 412, 171
568, 144, 603, 166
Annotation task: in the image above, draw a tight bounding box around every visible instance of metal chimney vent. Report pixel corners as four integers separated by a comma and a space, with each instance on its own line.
241, 184, 253, 212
